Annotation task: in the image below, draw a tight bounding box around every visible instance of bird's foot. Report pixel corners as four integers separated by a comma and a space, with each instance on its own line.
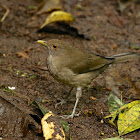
55, 99, 66, 108
60, 112, 80, 119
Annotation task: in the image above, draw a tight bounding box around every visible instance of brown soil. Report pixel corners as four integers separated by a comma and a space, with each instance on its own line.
0, 0, 140, 140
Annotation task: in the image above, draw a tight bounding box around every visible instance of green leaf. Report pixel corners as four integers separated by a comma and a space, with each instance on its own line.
21, 72, 28, 77
105, 100, 140, 126
118, 103, 140, 136
38, 61, 41, 65
108, 92, 123, 114
32, 101, 49, 115
28, 5, 37, 10
16, 70, 20, 75
130, 44, 140, 50
61, 120, 69, 132
29, 75, 37, 79
1, 86, 15, 95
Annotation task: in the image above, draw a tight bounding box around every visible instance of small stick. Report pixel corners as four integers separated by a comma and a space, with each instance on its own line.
0, 4, 10, 23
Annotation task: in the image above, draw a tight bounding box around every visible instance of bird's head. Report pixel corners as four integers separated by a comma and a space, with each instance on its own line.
37, 39, 72, 56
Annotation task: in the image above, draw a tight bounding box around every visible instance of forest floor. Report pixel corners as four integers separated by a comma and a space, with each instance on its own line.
0, 0, 140, 139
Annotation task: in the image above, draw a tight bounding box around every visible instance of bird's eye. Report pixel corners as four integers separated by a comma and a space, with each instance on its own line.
52, 45, 57, 49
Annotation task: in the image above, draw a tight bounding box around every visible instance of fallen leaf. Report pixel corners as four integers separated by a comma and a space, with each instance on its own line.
105, 100, 140, 128
127, 100, 140, 109
108, 92, 123, 114
118, 103, 140, 136
36, 0, 62, 15
108, 15, 125, 27
41, 111, 65, 140
1, 86, 15, 95
24, 46, 34, 53
21, 73, 28, 77
40, 10, 75, 28
32, 101, 49, 115
16, 52, 29, 59
60, 120, 69, 132
130, 44, 140, 50
106, 87, 111, 91
90, 96, 96, 101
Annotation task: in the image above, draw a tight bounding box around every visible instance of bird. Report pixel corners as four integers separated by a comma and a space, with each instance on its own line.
37, 39, 140, 118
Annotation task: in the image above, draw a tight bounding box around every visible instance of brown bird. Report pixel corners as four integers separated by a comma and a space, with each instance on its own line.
37, 39, 140, 118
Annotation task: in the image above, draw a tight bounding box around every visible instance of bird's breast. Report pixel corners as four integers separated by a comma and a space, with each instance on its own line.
47, 55, 76, 85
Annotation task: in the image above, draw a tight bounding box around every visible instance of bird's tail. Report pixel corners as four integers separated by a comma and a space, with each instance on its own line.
107, 52, 140, 64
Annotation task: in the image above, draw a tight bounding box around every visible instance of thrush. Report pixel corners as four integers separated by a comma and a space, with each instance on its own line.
37, 39, 140, 118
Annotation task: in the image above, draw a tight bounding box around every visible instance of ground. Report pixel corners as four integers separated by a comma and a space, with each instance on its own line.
0, 0, 140, 140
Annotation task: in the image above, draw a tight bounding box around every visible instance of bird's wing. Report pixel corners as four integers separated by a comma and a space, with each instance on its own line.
61, 50, 114, 74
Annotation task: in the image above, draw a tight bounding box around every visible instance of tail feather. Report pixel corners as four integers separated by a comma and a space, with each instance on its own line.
107, 52, 140, 64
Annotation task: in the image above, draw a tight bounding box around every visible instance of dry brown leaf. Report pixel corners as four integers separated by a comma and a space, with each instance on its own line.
90, 96, 96, 101
36, 0, 62, 15
16, 52, 29, 59
24, 46, 34, 53
108, 16, 125, 27
106, 87, 111, 91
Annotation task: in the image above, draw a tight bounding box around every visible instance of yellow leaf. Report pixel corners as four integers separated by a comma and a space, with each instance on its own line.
118, 103, 140, 136
40, 11, 75, 28
127, 100, 140, 109
41, 111, 65, 140
105, 100, 140, 120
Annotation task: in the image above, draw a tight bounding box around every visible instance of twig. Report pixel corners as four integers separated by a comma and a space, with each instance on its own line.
0, 4, 10, 23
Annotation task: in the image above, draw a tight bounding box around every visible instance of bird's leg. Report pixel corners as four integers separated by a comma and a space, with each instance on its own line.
70, 87, 82, 117
55, 87, 74, 108
61, 87, 82, 119
66, 87, 74, 98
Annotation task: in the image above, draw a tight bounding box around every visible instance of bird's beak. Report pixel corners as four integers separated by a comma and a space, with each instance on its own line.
37, 40, 47, 46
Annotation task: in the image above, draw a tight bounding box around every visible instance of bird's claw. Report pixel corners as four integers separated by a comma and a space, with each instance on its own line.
55, 99, 66, 108
60, 112, 81, 119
